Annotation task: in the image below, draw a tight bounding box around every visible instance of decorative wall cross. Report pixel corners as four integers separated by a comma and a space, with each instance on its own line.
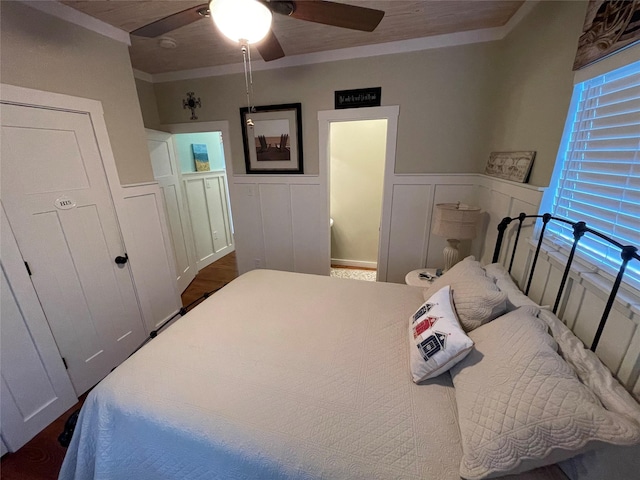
183, 92, 202, 120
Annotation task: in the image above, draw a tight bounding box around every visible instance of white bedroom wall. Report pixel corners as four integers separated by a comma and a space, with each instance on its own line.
0, 1, 154, 185
135, 77, 162, 131
153, 40, 501, 176
487, 0, 587, 187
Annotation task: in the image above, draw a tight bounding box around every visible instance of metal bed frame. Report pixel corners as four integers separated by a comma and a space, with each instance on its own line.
492, 213, 639, 352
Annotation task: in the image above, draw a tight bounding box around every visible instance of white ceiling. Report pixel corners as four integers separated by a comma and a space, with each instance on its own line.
60, 1, 526, 74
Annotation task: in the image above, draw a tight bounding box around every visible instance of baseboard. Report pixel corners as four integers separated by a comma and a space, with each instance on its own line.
331, 258, 377, 269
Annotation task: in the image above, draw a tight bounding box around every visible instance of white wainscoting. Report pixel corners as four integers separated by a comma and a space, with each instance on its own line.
230, 175, 329, 276
474, 175, 546, 269
378, 173, 544, 284
120, 183, 181, 332
230, 172, 545, 284
182, 171, 234, 270
496, 230, 640, 397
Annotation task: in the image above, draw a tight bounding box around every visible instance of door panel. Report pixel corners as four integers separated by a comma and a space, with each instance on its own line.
1, 104, 146, 395
8, 127, 91, 194
147, 130, 197, 293
185, 178, 216, 268
0, 207, 77, 452
207, 177, 229, 253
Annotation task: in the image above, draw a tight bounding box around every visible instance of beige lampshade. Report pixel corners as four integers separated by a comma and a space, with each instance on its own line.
432, 203, 481, 240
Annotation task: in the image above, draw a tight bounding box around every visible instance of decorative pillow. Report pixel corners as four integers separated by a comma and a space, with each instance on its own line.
450, 307, 640, 480
424, 257, 507, 332
534, 308, 640, 480
409, 285, 473, 383
483, 263, 541, 310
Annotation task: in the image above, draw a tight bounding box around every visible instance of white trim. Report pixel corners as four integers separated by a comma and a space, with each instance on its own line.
318, 105, 400, 282
503, 0, 540, 33
160, 121, 235, 177
233, 175, 319, 185
0, 83, 105, 114
331, 259, 377, 269
144, 1, 537, 83
19, 0, 131, 46
151, 29, 502, 82
121, 181, 159, 188
133, 69, 154, 83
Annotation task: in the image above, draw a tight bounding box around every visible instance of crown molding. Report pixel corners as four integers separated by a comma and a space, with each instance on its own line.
151, 27, 503, 83
20, 0, 131, 46
133, 69, 154, 83
144, 0, 540, 83
503, 0, 540, 34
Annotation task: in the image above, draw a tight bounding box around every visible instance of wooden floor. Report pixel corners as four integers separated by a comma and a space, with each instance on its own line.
0, 252, 239, 480
181, 251, 239, 307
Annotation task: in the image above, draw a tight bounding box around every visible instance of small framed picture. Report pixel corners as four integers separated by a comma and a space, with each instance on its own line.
191, 143, 210, 172
485, 151, 536, 183
240, 103, 303, 174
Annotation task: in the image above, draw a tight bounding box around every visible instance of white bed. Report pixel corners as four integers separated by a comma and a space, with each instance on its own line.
59, 266, 640, 480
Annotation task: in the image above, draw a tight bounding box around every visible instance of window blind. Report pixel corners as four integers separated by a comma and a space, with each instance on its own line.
549, 60, 640, 287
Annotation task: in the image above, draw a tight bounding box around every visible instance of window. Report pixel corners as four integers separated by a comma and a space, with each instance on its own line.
545, 60, 640, 288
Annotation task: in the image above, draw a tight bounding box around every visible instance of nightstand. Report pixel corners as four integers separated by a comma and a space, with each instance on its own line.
405, 268, 439, 287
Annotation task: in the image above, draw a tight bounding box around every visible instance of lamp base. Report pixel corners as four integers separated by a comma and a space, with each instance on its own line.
442, 239, 460, 272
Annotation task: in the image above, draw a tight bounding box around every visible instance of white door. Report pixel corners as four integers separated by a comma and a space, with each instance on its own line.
1, 206, 78, 451
146, 129, 197, 293
1, 103, 147, 395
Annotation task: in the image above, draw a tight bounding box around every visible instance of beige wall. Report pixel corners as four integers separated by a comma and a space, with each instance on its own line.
1, 1, 154, 185
486, 0, 588, 187
330, 120, 386, 264
135, 78, 162, 131
154, 41, 501, 175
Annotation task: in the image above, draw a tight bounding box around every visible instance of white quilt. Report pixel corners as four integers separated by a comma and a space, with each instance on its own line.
59, 270, 565, 480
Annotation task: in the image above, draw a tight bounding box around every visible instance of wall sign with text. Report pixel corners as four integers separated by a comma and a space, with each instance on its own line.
334, 87, 382, 109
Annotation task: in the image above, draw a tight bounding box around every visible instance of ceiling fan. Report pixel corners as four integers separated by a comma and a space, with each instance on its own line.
131, 0, 385, 62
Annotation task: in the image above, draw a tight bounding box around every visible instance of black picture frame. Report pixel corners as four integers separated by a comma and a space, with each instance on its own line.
240, 103, 303, 174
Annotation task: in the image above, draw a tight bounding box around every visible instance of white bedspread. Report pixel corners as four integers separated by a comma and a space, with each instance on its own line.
59, 270, 565, 480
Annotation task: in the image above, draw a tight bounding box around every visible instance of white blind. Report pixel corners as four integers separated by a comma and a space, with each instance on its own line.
549, 60, 640, 286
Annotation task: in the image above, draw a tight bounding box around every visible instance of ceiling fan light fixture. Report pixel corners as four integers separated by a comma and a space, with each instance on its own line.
209, 0, 272, 44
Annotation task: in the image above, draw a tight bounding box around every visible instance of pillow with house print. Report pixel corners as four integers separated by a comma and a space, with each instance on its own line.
409, 285, 474, 383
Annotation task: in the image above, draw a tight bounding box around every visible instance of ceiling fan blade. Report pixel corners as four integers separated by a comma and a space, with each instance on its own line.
131, 4, 209, 38
287, 1, 384, 32
255, 30, 285, 62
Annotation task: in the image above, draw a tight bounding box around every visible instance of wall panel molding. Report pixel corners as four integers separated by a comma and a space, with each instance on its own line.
121, 183, 181, 332
231, 175, 328, 276
182, 171, 235, 270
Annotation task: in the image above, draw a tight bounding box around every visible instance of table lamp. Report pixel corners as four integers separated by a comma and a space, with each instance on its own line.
431, 202, 481, 272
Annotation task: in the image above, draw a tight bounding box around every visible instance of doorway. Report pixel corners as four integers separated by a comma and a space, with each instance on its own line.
158, 122, 237, 285
318, 106, 400, 282
329, 119, 387, 280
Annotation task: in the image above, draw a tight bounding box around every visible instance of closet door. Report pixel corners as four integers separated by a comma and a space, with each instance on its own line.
0, 207, 77, 452
146, 129, 197, 293
1, 103, 146, 395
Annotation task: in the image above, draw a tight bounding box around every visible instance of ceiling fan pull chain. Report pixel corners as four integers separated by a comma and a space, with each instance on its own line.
247, 42, 256, 114
241, 42, 254, 126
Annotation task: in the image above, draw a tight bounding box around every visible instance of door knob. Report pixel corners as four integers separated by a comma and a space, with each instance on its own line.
115, 254, 128, 265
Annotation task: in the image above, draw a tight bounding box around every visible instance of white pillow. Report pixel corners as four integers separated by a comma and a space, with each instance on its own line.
409, 285, 474, 383
424, 257, 508, 332
450, 307, 640, 479
483, 263, 541, 310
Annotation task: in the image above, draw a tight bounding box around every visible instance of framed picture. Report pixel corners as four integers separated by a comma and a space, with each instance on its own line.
485, 151, 536, 183
240, 103, 303, 174
192, 143, 210, 172
574, 0, 640, 70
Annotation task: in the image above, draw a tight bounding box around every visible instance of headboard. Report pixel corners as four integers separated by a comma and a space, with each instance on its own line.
492, 213, 640, 396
